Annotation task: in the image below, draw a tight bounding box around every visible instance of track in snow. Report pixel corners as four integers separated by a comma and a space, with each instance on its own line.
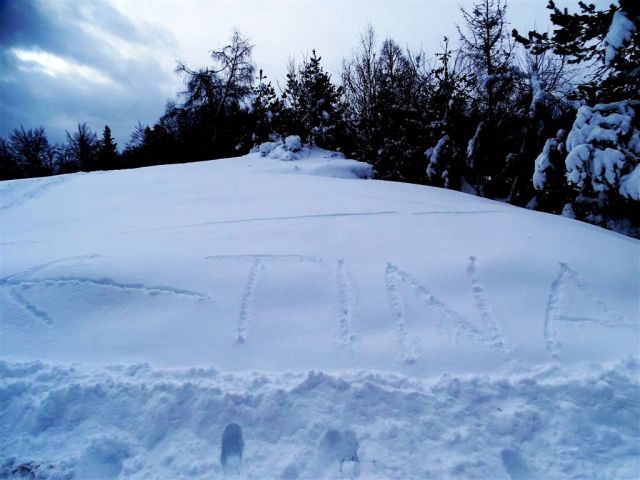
0, 176, 68, 210
466, 256, 508, 354
336, 259, 358, 348
0, 255, 209, 327
543, 262, 635, 358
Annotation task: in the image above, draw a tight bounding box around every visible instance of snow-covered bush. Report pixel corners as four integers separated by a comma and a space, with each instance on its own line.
526, 100, 640, 235
255, 135, 306, 161
283, 135, 302, 152
258, 142, 279, 157
564, 101, 640, 196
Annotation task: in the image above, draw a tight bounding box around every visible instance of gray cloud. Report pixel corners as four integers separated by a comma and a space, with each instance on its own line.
0, 0, 178, 147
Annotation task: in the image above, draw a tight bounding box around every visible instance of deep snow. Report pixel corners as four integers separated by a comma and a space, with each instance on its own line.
1, 148, 639, 478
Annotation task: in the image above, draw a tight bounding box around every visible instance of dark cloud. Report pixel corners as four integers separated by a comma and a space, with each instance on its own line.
0, 0, 178, 147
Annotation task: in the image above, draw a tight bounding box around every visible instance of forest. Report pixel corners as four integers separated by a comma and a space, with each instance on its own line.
1, 0, 638, 236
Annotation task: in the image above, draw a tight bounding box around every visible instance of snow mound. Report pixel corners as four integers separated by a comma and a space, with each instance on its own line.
303, 158, 372, 179
253, 141, 371, 178
1, 359, 638, 479
284, 135, 303, 152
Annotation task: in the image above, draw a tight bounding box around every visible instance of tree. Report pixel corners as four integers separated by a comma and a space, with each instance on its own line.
514, 0, 639, 103
342, 25, 380, 157
8, 126, 54, 178
343, 29, 429, 182
65, 123, 98, 172
518, 0, 639, 233
176, 29, 255, 149
283, 50, 345, 149
97, 125, 119, 170
250, 69, 283, 145
209, 30, 255, 121
425, 37, 472, 190
0, 138, 18, 180
458, 0, 518, 196
373, 38, 428, 181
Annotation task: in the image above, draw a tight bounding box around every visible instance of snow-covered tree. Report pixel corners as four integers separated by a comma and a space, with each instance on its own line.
564, 102, 639, 209
516, 0, 638, 103
522, 0, 639, 232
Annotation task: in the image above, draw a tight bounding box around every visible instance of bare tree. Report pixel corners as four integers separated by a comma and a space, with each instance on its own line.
66, 123, 99, 172
176, 29, 255, 141
342, 25, 379, 123
8, 126, 54, 177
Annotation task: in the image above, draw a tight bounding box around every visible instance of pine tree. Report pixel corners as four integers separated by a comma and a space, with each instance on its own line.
458, 0, 517, 196
515, 0, 638, 103
250, 70, 283, 145
425, 37, 471, 190
283, 50, 345, 149
97, 125, 119, 171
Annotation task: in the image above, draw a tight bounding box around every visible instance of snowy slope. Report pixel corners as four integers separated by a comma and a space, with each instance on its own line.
1, 149, 639, 479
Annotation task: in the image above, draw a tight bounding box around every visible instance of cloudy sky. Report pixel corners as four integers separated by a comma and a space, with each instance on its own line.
0, 0, 606, 148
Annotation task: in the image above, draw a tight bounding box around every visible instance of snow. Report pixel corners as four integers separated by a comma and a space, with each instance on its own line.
565, 143, 592, 187
283, 135, 302, 152
532, 136, 557, 190
528, 69, 548, 114
591, 148, 626, 192
254, 136, 309, 162
604, 9, 636, 66
561, 202, 576, 219
566, 102, 635, 152
466, 122, 482, 161
1, 148, 639, 478
620, 164, 640, 200
2, 358, 639, 479
425, 135, 450, 185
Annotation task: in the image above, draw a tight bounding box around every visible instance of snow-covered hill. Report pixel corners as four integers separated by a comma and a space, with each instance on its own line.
1, 148, 639, 479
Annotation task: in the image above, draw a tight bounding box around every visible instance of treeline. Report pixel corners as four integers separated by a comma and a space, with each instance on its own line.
1, 0, 638, 235
0, 124, 119, 179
